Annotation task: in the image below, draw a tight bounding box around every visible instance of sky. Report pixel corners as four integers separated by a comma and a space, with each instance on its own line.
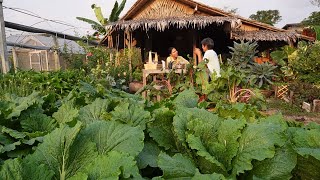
3, 0, 319, 37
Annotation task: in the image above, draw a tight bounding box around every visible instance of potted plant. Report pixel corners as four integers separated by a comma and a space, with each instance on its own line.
129, 68, 143, 93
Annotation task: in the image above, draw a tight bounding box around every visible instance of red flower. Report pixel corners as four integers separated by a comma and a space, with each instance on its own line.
87, 52, 93, 57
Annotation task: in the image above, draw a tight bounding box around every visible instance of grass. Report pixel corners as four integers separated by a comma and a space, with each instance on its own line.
265, 98, 320, 123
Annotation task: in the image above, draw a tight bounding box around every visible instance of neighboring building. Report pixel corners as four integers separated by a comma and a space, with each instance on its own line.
283, 23, 316, 40
282, 23, 305, 33
7, 34, 84, 71
102, 0, 313, 62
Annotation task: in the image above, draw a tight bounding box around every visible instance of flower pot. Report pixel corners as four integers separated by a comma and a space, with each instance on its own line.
129, 81, 143, 93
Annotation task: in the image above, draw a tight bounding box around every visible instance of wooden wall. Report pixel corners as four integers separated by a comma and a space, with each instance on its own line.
133, 0, 208, 20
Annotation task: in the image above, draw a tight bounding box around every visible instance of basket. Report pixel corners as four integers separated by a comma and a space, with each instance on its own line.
144, 63, 157, 70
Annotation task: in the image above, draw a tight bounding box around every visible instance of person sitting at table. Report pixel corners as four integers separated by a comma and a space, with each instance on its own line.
166, 47, 189, 69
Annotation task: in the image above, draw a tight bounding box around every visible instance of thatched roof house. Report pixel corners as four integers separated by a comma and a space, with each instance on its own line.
102, 0, 313, 61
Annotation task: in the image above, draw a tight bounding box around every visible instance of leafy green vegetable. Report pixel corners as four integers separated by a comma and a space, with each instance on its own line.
78, 98, 111, 125
80, 121, 144, 156
4, 92, 43, 119
0, 158, 54, 180
173, 107, 220, 149
192, 169, 225, 180
20, 109, 56, 133
173, 89, 199, 109
250, 144, 297, 180
74, 151, 141, 179
52, 100, 79, 124
158, 152, 197, 179
111, 101, 150, 129
293, 128, 320, 161
137, 141, 160, 169
25, 122, 97, 179
232, 122, 285, 176
148, 108, 176, 150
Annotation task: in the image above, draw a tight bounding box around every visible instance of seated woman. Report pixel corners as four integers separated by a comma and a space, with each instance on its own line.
166, 47, 189, 68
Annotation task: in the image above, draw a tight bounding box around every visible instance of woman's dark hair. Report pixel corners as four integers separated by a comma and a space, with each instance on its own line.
201, 38, 214, 49
168, 47, 175, 55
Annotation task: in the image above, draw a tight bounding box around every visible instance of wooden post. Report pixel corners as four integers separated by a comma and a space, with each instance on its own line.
45, 50, 49, 71
29, 53, 32, 69
192, 30, 197, 66
12, 47, 18, 72
0, 0, 9, 73
52, 36, 60, 70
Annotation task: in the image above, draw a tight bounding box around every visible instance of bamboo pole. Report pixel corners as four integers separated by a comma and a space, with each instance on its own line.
0, 0, 9, 73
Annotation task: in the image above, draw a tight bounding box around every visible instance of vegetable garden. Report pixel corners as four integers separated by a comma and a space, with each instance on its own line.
0, 40, 320, 180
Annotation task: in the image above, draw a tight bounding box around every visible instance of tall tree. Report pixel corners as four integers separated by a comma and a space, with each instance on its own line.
302, 11, 320, 26
76, 0, 126, 36
249, 10, 282, 26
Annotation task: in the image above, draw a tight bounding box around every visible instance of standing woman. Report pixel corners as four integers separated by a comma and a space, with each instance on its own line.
166, 47, 189, 68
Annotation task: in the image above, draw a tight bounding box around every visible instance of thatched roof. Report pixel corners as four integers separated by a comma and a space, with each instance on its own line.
231, 30, 312, 42
121, 0, 285, 32
106, 16, 240, 32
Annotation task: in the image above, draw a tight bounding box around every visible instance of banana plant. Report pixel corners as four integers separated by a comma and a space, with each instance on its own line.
76, 0, 127, 36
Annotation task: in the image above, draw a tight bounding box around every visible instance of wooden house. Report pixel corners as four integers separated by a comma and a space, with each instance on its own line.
102, 0, 313, 63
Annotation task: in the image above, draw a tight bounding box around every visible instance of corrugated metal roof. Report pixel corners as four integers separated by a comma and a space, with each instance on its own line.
6, 34, 85, 54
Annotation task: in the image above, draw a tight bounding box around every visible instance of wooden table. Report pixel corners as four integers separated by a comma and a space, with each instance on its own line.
142, 69, 186, 99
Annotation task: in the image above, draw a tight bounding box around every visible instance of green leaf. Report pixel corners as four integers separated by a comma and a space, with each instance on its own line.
173, 108, 219, 149
20, 110, 56, 133
192, 169, 226, 180
52, 100, 79, 124
80, 121, 144, 156
78, 98, 111, 125
26, 122, 97, 179
115, 0, 127, 19
250, 144, 297, 180
148, 108, 176, 150
92, 4, 106, 25
68, 173, 88, 180
158, 152, 197, 179
232, 122, 285, 176
187, 134, 225, 173
22, 161, 55, 180
111, 101, 150, 130
137, 141, 160, 169
79, 151, 141, 179
2, 127, 26, 139
5, 92, 43, 119
0, 158, 23, 180
292, 155, 320, 179
216, 118, 246, 170
293, 128, 320, 161
109, 1, 119, 22
186, 118, 246, 174
173, 89, 199, 108
0, 158, 54, 180
2, 141, 21, 153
